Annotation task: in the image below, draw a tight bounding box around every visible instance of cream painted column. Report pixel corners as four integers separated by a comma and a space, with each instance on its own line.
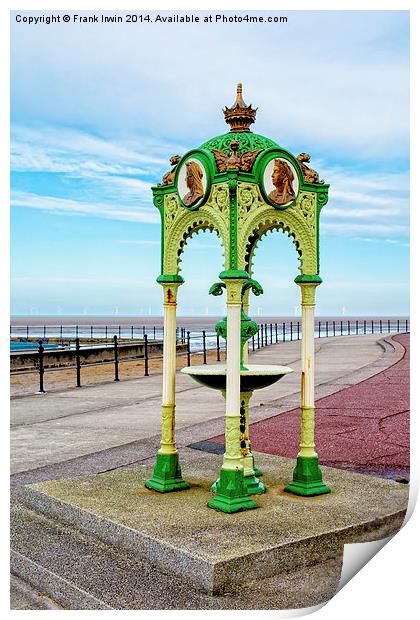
284, 278, 330, 496
242, 288, 250, 365
159, 282, 181, 455
146, 279, 189, 492
298, 282, 318, 458
222, 277, 247, 470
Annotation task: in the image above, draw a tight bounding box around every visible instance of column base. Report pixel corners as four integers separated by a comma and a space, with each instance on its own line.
208, 468, 257, 513
145, 452, 190, 493
284, 456, 331, 497
244, 474, 265, 495
211, 473, 265, 495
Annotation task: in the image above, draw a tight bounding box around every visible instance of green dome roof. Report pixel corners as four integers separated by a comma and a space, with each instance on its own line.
200, 132, 279, 157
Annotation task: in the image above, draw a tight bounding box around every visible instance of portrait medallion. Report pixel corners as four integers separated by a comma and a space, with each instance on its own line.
263, 157, 299, 208
177, 158, 207, 209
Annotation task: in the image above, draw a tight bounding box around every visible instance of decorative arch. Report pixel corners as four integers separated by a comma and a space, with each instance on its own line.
236, 182, 318, 275
245, 223, 304, 276
162, 183, 230, 275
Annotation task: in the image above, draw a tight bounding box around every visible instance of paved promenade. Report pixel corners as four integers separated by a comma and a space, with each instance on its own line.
210, 334, 409, 479
10, 332, 410, 610
11, 333, 405, 479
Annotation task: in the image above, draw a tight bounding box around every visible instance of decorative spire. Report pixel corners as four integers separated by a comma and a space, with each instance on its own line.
223, 83, 257, 133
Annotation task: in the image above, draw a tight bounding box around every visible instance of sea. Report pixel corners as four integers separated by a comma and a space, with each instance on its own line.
10, 315, 410, 346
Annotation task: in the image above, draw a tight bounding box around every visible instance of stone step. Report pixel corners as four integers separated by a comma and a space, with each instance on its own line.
10, 501, 342, 610
12, 453, 408, 602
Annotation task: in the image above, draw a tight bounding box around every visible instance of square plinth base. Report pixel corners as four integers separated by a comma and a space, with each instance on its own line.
15, 453, 408, 601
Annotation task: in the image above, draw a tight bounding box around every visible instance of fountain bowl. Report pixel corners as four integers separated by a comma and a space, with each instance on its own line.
181, 364, 293, 392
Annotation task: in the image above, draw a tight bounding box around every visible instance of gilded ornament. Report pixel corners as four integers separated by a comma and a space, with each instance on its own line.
160, 155, 181, 186
296, 153, 324, 184
223, 83, 257, 133
212, 140, 263, 172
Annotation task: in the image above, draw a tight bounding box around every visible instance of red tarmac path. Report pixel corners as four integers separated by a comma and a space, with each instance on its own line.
210, 334, 410, 480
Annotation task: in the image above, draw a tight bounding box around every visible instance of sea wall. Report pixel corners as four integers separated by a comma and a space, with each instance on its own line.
11, 341, 187, 372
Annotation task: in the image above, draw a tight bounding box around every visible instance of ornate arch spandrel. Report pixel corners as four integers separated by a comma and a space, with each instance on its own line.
236, 182, 319, 275
162, 182, 230, 275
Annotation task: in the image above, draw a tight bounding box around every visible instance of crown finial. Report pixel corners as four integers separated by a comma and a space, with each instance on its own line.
223, 83, 257, 133
234, 83, 246, 107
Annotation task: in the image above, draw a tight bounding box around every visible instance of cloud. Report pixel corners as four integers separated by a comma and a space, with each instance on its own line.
11, 12, 408, 158
317, 163, 409, 239
11, 124, 178, 213
11, 124, 179, 184
11, 190, 160, 223
321, 222, 409, 236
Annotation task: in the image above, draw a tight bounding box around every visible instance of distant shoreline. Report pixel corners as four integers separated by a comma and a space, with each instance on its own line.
10, 314, 410, 327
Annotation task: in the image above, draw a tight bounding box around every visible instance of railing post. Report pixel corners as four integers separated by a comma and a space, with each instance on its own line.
397, 319, 400, 333
252, 334, 255, 351
388, 319, 390, 333
26, 325, 29, 339
283, 322, 286, 342
261, 324, 264, 347
216, 333, 221, 361
153, 326, 156, 340
333, 321, 336, 337
144, 333, 149, 376
105, 325, 107, 339
76, 325, 79, 338
356, 320, 358, 335
270, 323, 273, 344
257, 326, 260, 349
75, 337, 81, 387
297, 321, 300, 340
118, 325, 121, 339
60, 325, 63, 339
43, 325, 46, 338
371, 320, 374, 334
319, 321, 322, 339
290, 321, 293, 341
90, 325, 93, 339
264, 323, 268, 346
380, 319, 383, 333
131, 325, 134, 339
275, 323, 278, 343
187, 331, 191, 366
406, 319, 408, 332
340, 320, 343, 336
326, 321, 329, 338
113, 335, 119, 381
38, 340, 46, 393
202, 330, 207, 364
364, 320, 366, 334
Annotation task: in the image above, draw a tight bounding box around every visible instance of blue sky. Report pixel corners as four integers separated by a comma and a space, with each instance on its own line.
10, 10, 409, 316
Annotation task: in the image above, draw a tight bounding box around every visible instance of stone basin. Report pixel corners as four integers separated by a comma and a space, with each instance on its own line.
181, 364, 293, 392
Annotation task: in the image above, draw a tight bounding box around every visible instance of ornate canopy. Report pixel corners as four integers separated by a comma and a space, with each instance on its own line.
152, 84, 329, 287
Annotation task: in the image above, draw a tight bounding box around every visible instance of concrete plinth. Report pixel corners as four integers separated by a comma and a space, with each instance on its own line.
12, 453, 408, 609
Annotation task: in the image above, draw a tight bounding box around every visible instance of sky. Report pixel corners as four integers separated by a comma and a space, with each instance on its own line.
10, 9, 410, 317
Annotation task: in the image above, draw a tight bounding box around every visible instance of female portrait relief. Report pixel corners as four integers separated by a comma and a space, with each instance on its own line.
266, 158, 297, 206
182, 160, 205, 207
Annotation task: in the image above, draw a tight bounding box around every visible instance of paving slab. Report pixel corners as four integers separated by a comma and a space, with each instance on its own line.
16, 452, 408, 599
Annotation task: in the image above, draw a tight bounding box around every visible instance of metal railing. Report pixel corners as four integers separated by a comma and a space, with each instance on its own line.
10, 319, 410, 394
